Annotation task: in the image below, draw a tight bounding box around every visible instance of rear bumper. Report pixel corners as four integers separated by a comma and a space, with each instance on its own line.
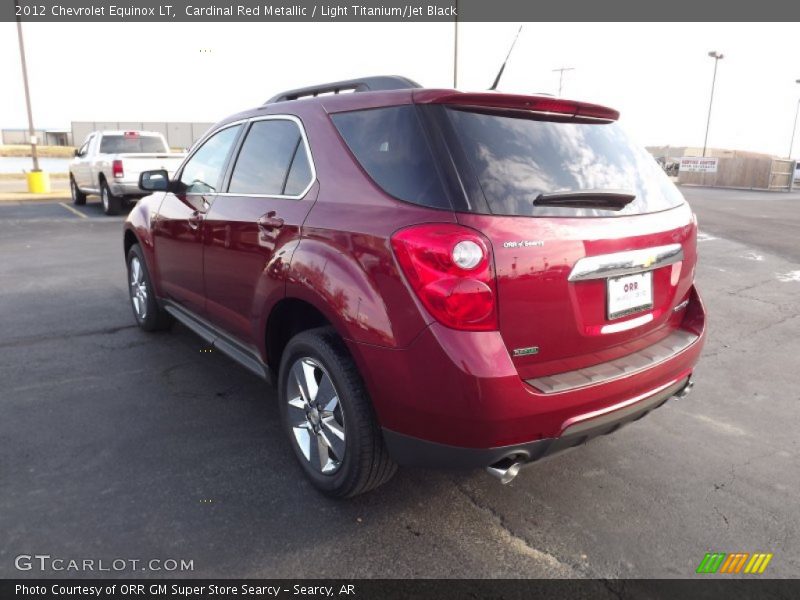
383, 376, 693, 469
350, 285, 706, 463
110, 181, 145, 197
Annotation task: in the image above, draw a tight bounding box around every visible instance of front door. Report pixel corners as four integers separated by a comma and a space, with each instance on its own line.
72, 134, 95, 189
152, 124, 242, 316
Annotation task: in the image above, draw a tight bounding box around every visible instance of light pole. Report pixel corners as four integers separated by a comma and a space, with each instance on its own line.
702, 51, 724, 158
787, 79, 800, 159
552, 67, 575, 97
15, 0, 40, 172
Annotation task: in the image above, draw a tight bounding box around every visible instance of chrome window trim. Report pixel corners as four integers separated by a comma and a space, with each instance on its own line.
568, 243, 684, 282
217, 114, 317, 200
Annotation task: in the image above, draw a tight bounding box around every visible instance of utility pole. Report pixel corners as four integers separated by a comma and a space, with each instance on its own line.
453, 0, 458, 88
787, 79, 800, 159
703, 51, 724, 158
552, 67, 575, 97
15, 0, 40, 172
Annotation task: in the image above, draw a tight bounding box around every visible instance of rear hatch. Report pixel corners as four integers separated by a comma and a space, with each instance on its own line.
418, 94, 697, 380
100, 132, 184, 179
114, 154, 185, 180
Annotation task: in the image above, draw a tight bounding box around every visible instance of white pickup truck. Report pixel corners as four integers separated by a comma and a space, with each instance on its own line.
69, 130, 186, 215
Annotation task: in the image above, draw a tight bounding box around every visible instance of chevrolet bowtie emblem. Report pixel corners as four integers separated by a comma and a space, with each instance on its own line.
642, 255, 656, 268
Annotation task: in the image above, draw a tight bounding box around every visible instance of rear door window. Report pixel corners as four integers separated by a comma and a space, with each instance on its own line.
444, 108, 685, 217
228, 119, 312, 196
283, 142, 313, 196
331, 106, 451, 209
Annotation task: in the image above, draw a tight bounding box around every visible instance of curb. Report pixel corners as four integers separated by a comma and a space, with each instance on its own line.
0, 173, 69, 181
0, 193, 71, 202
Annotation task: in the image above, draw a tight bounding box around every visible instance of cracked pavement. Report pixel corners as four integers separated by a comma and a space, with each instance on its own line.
0, 187, 798, 578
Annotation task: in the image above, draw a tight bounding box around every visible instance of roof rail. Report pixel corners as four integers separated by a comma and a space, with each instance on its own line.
266, 75, 421, 104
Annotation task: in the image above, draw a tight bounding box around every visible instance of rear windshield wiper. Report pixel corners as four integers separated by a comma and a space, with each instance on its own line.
533, 189, 636, 211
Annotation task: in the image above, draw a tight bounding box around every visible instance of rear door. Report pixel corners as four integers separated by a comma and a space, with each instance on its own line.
202, 116, 317, 344
438, 106, 697, 380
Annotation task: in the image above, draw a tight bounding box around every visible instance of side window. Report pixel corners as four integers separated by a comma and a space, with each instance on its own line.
284, 142, 312, 196
228, 119, 313, 196
179, 125, 241, 194
331, 106, 450, 209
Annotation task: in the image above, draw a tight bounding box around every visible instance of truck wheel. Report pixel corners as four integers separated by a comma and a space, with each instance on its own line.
70, 177, 86, 205
126, 244, 172, 332
278, 327, 397, 498
100, 180, 123, 216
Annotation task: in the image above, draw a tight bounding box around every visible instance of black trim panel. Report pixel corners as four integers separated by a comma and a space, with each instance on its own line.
383, 376, 691, 469
163, 301, 271, 383
382, 430, 550, 469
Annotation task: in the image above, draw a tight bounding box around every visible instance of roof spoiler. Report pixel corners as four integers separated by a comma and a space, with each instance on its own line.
413, 90, 620, 122
266, 75, 421, 104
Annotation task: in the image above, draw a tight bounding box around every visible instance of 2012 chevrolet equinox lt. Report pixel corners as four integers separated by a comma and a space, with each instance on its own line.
124, 76, 705, 497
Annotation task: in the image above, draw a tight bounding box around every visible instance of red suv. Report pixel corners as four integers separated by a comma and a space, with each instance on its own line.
124, 76, 705, 497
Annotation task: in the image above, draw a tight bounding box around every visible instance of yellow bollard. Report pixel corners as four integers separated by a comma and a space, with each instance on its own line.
26, 170, 51, 193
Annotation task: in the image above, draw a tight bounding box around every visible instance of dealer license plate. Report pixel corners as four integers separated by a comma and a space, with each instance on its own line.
607, 272, 653, 320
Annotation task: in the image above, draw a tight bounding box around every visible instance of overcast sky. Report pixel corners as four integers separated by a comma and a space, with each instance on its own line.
1, 22, 798, 157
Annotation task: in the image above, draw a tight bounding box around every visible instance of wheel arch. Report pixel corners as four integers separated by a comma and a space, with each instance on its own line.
123, 198, 162, 296
123, 228, 139, 258
263, 290, 398, 434
264, 297, 337, 375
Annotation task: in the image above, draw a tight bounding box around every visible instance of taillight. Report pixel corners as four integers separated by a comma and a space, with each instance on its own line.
391, 223, 498, 331
112, 160, 124, 178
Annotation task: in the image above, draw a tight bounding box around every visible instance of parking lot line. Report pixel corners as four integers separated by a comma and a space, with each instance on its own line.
58, 202, 88, 219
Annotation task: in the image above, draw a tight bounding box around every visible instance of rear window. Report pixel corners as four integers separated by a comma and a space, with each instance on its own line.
331, 106, 450, 209
445, 108, 685, 217
99, 134, 168, 154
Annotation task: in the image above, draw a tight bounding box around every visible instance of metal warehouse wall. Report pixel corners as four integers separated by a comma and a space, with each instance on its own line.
71, 122, 214, 150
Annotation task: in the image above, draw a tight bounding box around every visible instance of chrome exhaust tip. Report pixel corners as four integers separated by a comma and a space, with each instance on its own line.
675, 377, 694, 399
486, 457, 523, 484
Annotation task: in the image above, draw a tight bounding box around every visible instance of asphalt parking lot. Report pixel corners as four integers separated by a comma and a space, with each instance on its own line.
1, 188, 798, 579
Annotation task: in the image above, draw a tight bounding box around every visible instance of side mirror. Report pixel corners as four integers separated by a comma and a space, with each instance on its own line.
139, 169, 170, 192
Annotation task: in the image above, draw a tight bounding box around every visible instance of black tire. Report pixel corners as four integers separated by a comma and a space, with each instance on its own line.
70, 176, 86, 205
126, 244, 172, 332
278, 327, 397, 497
100, 179, 123, 216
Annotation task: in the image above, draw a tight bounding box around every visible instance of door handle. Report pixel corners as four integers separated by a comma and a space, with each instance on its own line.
257, 212, 284, 229
188, 210, 204, 230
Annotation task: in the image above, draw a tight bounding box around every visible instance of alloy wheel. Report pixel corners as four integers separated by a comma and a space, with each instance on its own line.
285, 357, 346, 475
129, 256, 148, 321
102, 186, 109, 212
